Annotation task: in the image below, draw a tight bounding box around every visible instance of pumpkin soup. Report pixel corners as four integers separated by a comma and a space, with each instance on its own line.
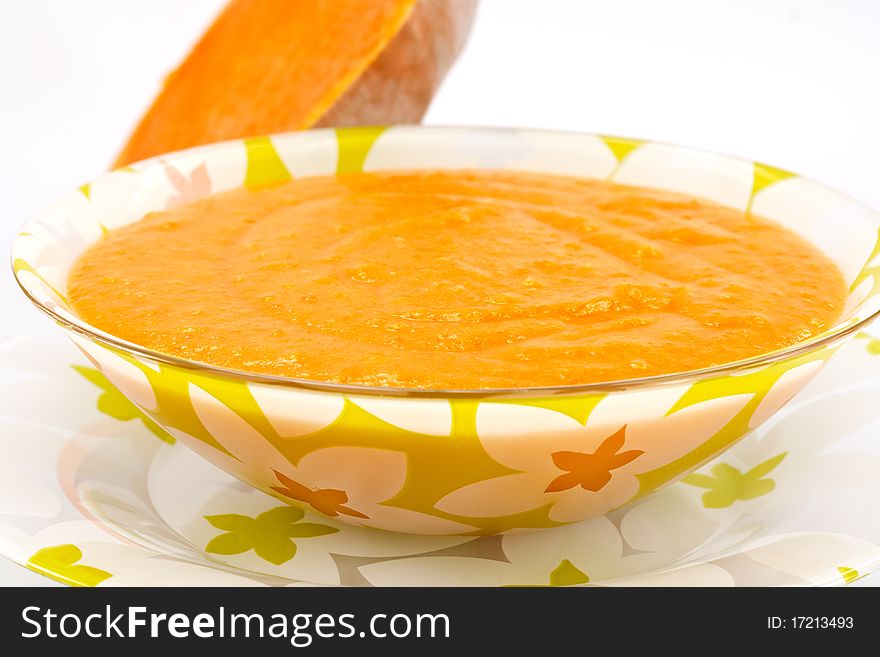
67, 170, 846, 389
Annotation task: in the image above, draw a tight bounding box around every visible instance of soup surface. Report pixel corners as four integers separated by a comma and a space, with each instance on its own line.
68, 170, 846, 389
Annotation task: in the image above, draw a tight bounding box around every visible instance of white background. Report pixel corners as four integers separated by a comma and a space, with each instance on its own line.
0, 0, 878, 585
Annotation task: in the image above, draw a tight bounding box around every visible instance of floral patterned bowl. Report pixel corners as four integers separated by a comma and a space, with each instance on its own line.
12, 127, 880, 535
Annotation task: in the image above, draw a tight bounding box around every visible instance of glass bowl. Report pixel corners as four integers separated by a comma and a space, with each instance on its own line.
12, 126, 880, 534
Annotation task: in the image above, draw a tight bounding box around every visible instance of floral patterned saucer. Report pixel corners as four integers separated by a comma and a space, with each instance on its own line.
1, 329, 879, 587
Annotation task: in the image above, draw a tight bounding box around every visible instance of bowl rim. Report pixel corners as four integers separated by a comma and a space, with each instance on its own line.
12, 125, 880, 399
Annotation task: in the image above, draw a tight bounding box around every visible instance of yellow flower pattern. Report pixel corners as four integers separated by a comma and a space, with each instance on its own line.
27, 544, 112, 587
73, 365, 174, 444
205, 506, 338, 565
683, 453, 786, 508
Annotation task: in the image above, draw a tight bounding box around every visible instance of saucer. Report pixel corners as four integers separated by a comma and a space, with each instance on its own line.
1, 330, 879, 586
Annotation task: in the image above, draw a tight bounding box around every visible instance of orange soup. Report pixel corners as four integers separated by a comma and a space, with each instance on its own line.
67, 170, 847, 389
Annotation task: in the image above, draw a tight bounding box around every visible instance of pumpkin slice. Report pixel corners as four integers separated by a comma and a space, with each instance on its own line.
114, 0, 477, 166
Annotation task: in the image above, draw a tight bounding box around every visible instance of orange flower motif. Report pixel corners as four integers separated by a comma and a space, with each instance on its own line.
545, 425, 643, 493
271, 471, 369, 519
163, 160, 211, 209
